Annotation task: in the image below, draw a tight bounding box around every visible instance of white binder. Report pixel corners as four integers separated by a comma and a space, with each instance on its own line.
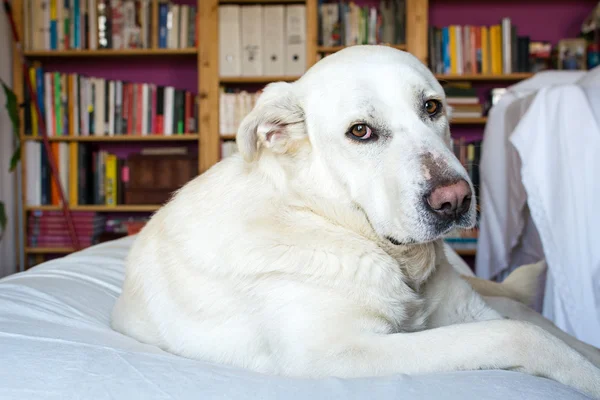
241, 5, 263, 76
219, 5, 242, 77
262, 5, 285, 76
284, 5, 306, 76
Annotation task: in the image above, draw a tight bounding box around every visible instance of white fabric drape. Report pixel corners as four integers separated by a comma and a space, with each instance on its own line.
476, 67, 600, 347
476, 71, 587, 281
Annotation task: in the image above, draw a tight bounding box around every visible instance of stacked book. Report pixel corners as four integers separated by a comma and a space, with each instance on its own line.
23, 0, 197, 51
428, 17, 531, 75
23, 66, 199, 137
319, 0, 406, 47
219, 88, 262, 136
444, 84, 483, 119
28, 210, 105, 248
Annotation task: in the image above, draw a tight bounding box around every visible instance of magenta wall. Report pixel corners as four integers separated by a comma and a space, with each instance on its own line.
429, 0, 596, 45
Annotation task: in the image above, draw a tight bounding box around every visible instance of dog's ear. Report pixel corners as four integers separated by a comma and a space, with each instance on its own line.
236, 81, 306, 162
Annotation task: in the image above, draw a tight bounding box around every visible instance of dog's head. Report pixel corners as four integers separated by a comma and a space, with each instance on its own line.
237, 45, 476, 246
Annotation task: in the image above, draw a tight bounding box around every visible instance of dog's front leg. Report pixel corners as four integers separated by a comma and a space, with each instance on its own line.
321, 318, 600, 398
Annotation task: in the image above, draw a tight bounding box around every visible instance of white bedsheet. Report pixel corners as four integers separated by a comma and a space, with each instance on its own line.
0, 236, 593, 399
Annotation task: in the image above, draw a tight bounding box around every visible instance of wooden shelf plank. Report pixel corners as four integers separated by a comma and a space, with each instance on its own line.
436, 73, 533, 81
451, 117, 487, 125
454, 248, 477, 256
317, 44, 407, 53
25, 247, 75, 254
27, 205, 162, 212
23, 48, 197, 57
21, 134, 199, 142
220, 0, 304, 3
221, 134, 236, 140
220, 75, 300, 83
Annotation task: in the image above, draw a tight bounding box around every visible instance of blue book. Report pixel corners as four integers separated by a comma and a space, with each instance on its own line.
50, 20, 57, 50
35, 67, 45, 121
442, 27, 450, 74
73, 0, 80, 49
159, 3, 168, 49
40, 146, 49, 205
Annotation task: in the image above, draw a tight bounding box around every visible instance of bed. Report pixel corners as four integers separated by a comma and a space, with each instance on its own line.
0, 236, 593, 399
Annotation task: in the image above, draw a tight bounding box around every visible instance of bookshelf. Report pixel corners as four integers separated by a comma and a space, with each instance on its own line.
10, 0, 594, 268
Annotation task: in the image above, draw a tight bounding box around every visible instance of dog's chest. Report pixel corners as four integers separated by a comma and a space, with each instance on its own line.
343, 255, 432, 334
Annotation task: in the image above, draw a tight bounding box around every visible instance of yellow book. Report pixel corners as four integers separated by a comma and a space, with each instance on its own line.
449, 26, 457, 74
69, 142, 78, 206
481, 26, 489, 75
29, 67, 38, 136
105, 154, 118, 206
490, 25, 502, 75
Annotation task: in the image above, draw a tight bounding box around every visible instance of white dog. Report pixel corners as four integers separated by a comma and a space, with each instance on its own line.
111, 45, 600, 398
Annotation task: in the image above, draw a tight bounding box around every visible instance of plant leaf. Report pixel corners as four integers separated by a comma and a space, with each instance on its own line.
10, 145, 21, 172
0, 202, 6, 236
1, 80, 20, 143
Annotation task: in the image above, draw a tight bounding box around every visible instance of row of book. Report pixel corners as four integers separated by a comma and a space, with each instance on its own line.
319, 0, 405, 47
23, 0, 197, 51
443, 138, 482, 252
219, 89, 262, 136
28, 211, 105, 248
428, 18, 531, 75
219, 4, 307, 77
25, 142, 129, 207
27, 211, 151, 248
23, 66, 199, 137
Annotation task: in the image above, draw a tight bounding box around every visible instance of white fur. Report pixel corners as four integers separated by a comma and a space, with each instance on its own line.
111, 46, 600, 398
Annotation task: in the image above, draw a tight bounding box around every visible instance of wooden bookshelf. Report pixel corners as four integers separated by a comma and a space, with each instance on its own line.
454, 249, 477, 257
21, 135, 200, 142
220, 0, 305, 3
13, 0, 545, 263
317, 44, 407, 53
25, 247, 75, 254
23, 49, 198, 58
451, 117, 488, 125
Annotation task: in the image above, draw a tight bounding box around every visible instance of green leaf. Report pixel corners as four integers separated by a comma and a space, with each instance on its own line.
1, 79, 22, 172
0, 202, 6, 236
1, 80, 20, 142
9, 145, 21, 172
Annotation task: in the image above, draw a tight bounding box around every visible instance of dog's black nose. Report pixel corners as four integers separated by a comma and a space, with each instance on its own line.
425, 179, 472, 219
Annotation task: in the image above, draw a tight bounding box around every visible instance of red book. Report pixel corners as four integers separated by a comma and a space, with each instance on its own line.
136, 84, 143, 135
151, 84, 157, 134
127, 84, 134, 135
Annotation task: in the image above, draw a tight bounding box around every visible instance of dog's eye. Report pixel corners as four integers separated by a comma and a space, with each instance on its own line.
349, 124, 373, 140
424, 99, 441, 116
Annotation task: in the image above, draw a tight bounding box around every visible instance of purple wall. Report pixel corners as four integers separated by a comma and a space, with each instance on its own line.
429, 0, 596, 45
41, 57, 198, 94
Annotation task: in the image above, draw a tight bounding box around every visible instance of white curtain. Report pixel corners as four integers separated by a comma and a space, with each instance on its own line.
0, 4, 18, 277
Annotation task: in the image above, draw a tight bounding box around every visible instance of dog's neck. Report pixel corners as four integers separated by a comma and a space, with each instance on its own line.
253, 149, 439, 291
